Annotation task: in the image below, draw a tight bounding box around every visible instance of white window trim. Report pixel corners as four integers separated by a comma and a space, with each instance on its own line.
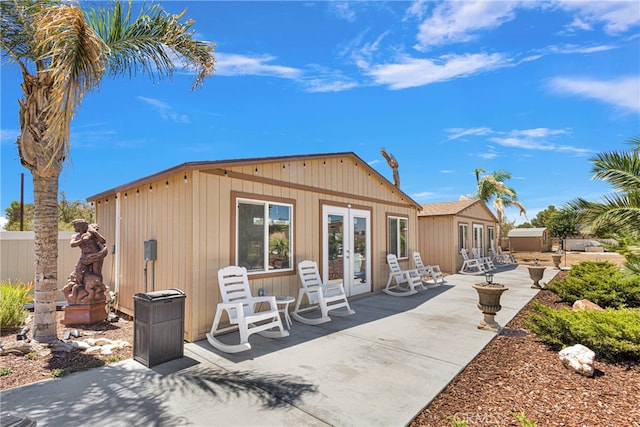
388, 215, 409, 259
236, 197, 294, 274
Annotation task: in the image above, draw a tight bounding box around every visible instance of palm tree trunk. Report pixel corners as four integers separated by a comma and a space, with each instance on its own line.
31, 174, 59, 342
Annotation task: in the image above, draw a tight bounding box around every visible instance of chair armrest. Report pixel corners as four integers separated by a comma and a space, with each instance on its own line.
217, 301, 245, 322
250, 295, 278, 310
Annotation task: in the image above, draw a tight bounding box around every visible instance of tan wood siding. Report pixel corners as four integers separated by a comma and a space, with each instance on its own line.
92, 153, 419, 342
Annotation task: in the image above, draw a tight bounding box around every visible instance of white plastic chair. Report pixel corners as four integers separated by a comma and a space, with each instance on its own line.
292, 260, 355, 325
490, 245, 510, 264
412, 251, 445, 287
206, 266, 288, 353
459, 248, 486, 275
472, 247, 496, 271
384, 253, 424, 296
498, 246, 516, 263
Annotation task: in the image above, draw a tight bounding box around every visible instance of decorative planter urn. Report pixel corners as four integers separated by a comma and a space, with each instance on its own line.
551, 254, 563, 269
527, 265, 546, 288
472, 283, 509, 332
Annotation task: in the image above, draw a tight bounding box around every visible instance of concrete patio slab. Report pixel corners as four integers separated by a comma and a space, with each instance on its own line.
0, 265, 559, 427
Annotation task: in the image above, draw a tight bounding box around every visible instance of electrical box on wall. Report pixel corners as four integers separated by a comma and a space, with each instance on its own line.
144, 239, 157, 261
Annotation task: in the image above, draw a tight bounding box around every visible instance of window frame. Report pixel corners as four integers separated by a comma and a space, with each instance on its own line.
387, 214, 409, 259
458, 222, 469, 252
234, 194, 294, 276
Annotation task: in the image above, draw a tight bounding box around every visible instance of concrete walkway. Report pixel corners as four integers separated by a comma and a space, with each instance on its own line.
1, 265, 558, 427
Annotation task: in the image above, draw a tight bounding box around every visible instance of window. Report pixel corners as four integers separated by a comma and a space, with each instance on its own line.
458, 223, 469, 251
488, 226, 495, 250
237, 198, 293, 273
387, 216, 408, 258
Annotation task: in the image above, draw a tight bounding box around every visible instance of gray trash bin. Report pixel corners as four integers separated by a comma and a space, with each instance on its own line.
133, 289, 185, 368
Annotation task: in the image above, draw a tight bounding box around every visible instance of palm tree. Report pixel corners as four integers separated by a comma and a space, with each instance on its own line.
568, 137, 640, 272
474, 168, 527, 245
569, 137, 640, 234
1, 0, 215, 342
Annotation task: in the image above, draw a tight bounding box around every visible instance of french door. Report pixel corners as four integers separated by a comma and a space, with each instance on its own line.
322, 205, 371, 296
473, 224, 485, 256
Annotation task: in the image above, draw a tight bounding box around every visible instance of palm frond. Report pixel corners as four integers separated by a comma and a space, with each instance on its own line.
85, 0, 215, 90
591, 149, 640, 193
31, 3, 107, 173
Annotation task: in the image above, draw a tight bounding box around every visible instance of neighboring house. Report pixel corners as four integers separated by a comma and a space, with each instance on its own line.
417, 199, 498, 274
507, 227, 552, 252
87, 152, 422, 342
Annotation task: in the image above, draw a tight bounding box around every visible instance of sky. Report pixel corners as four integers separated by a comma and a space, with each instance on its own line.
1, 0, 639, 228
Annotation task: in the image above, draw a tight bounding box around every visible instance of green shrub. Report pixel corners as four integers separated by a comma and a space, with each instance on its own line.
0, 280, 33, 331
546, 261, 640, 308
0, 367, 11, 376
512, 411, 537, 427
526, 303, 640, 362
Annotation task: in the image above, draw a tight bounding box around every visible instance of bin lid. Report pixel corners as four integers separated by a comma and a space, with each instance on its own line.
134, 289, 185, 301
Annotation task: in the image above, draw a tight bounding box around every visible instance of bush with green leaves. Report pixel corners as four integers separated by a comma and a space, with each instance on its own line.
546, 261, 640, 308
0, 280, 33, 331
526, 303, 640, 362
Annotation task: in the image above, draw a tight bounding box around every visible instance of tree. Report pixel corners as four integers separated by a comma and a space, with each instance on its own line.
546, 208, 580, 243
1, 0, 215, 342
568, 136, 640, 272
473, 168, 527, 245
3, 193, 93, 231
531, 205, 558, 228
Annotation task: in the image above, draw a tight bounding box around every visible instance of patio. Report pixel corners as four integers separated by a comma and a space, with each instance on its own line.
1, 264, 558, 427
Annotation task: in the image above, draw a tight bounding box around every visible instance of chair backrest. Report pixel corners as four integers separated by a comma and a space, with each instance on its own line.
387, 254, 406, 283
218, 266, 254, 316
298, 260, 323, 289
471, 247, 483, 259
412, 251, 427, 274
460, 248, 471, 260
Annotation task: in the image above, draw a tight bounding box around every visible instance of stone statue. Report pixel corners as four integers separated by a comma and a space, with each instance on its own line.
62, 219, 109, 305
381, 148, 400, 188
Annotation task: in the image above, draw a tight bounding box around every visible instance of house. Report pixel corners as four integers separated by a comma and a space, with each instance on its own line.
87, 152, 422, 342
507, 227, 552, 252
417, 199, 498, 274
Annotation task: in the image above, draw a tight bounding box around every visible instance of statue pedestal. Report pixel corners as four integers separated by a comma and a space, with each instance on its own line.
62, 303, 107, 325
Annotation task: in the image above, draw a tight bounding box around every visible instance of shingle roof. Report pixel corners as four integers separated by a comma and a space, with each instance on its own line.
507, 227, 547, 237
418, 199, 481, 216
418, 198, 498, 221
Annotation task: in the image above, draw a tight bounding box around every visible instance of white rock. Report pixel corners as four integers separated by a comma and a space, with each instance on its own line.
559, 344, 595, 377
100, 344, 116, 355
69, 341, 91, 350
85, 338, 97, 346
93, 338, 114, 346
85, 346, 102, 354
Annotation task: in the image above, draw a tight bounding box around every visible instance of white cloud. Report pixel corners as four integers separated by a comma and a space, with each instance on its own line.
0, 216, 7, 230
545, 44, 617, 55
556, 1, 640, 35
411, 191, 436, 201
304, 79, 358, 93
445, 127, 493, 141
137, 97, 190, 123
511, 128, 571, 138
329, 2, 356, 22
445, 127, 591, 156
215, 53, 303, 79
1, 129, 20, 144
366, 53, 507, 89
414, 1, 519, 50
548, 76, 640, 113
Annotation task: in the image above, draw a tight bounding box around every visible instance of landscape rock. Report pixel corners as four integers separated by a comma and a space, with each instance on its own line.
559, 344, 595, 377
572, 299, 604, 311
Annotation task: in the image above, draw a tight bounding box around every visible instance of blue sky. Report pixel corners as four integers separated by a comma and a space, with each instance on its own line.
1, 0, 639, 227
